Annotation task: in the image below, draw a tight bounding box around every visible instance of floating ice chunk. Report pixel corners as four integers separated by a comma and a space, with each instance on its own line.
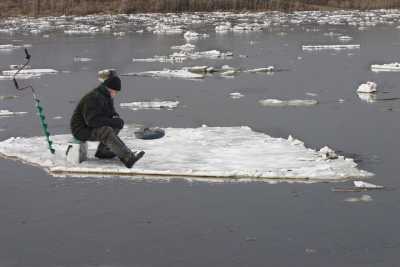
230, 92, 244, 99
0, 126, 373, 181
371, 62, 400, 72
183, 31, 209, 41
0, 74, 40, 80
357, 92, 377, 103
302, 44, 360, 51
171, 43, 195, 52
123, 69, 204, 79
232, 23, 263, 32
357, 81, 377, 93
52, 116, 63, 120
215, 22, 232, 33
353, 181, 384, 189
338, 35, 353, 42
259, 99, 318, 107
2, 69, 58, 76
73, 57, 92, 62
120, 100, 179, 110
246, 66, 275, 73
191, 50, 233, 59
187, 66, 212, 74
0, 109, 27, 117
344, 194, 373, 203
319, 146, 338, 160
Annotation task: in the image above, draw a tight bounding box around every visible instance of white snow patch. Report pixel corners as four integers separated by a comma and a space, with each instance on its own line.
259, 99, 318, 107
120, 101, 179, 110
0, 126, 372, 181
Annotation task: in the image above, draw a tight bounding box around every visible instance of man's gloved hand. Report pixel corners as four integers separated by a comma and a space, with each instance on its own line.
111, 117, 124, 129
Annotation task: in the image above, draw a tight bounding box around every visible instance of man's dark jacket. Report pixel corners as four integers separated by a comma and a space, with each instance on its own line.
70, 85, 123, 141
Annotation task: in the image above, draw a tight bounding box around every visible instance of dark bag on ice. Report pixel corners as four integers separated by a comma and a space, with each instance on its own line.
134, 127, 165, 140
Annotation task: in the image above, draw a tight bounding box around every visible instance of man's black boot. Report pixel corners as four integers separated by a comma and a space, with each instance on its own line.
120, 151, 145, 169
95, 143, 116, 159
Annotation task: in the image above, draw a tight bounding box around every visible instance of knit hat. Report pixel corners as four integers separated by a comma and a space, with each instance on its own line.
103, 76, 121, 91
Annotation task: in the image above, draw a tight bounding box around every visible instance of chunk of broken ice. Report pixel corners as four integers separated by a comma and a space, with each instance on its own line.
371, 62, 400, 72
229, 92, 244, 99
73, 57, 92, 62
246, 66, 275, 73
183, 31, 209, 41
123, 69, 204, 79
357, 81, 377, 93
353, 181, 384, 189
302, 44, 360, 51
344, 194, 373, 203
0, 109, 27, 117
120, 101, 179, 110
259, 99, 318, 107
2, 69, 58, 76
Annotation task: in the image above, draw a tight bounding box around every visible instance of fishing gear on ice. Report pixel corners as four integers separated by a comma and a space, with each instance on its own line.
12, 48, 55, 154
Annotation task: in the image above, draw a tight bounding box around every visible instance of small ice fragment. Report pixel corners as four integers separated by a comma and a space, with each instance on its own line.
120, 101, 179, 110
246, 66, 275, 73
183, 31, 209, 42
0, 109, 27, 116
259, 99, 318, 107
338, 35, 353, 41
73, 57, 92, 62
113, 32, 126, 37
353, 181, 384, 189
371, 62, 400, 72
2, 69, 58, 76
52, 116, 63, 120
302, 44, 360, 51
357, 81, 377, 93
229, 92, 244, 99
319, 146, 338, 160
306, 92, 318, 97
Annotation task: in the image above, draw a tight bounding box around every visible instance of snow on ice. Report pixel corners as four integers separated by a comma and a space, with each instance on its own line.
0, 125, 373, 181
259, 99, 318, 107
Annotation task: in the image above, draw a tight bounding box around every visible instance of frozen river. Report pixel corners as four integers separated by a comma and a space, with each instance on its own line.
0, 10, 399, 266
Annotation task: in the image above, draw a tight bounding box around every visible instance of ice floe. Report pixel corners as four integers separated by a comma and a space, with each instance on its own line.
259, 99, 318, 107
132, 49, 233, 63
0, 126, 372, 181
2, 69, 58, 76
357, 81, 377, 93
0, 109, 27, 117
120, 101, 179, 110
302, 44, 360, 51
246, 66, 275, 73
371, 62, 400, 72
183, 31, 209, 41
354, 181, 384, 189
229, 92, 244, 99
0, 74, 40, 80
73, 57, 92, 62
122, 69, 205, 79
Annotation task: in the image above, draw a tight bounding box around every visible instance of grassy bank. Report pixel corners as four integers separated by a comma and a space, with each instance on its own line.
2, 0, 400, 17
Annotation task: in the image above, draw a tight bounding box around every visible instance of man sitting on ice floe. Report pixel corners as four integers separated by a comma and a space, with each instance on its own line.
70, 72, 144, 168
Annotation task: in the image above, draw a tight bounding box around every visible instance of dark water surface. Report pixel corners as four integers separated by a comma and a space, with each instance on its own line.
0, 23, 399, 266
